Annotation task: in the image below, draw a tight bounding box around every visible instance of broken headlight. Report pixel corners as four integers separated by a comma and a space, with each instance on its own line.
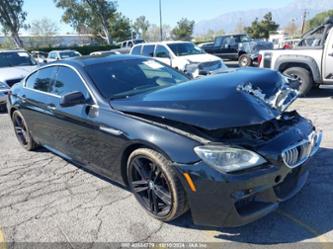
194, 145, 266, 173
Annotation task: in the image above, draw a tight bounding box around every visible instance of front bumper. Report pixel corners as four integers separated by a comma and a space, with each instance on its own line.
174, 121, 322, 227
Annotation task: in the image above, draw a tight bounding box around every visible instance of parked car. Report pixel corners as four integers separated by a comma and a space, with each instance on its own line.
112, 39, 145, 54
8, 55, 322, 227
0, 50, 39, 111
130, 41, 227, 78
30, 51, 48, 64
90, 50, 120, 56
259, 17, 333, 96
202, 33, 273, 67
47, 50, 81, 63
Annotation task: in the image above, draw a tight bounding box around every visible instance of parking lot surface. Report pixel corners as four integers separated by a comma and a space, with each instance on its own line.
0, 79, 333, 247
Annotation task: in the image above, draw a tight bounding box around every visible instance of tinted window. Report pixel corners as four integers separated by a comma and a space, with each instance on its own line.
59, 51, 80, 59
167, 43, 204, 56
86, 58, 188, 99
0, 52, 37, 68
26, 67, 57, 93
53, 66, 88, 97
48, 52, 56, 59
214, 37, 225, 47
131, 45, 142, 55
142, 45, 155, 57
155, 45, 170, 58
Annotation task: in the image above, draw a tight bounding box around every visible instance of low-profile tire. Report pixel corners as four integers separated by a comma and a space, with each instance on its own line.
12, 110, 39, 151
127, 148, 188, 222
238, 54, 253, 67
283, 67, 313, 97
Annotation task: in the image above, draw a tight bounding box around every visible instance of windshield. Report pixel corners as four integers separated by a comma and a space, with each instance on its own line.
167, 43, 204, 56
0, 52, 37, 68
59, 51, 81, 59
86, 58, 189, 99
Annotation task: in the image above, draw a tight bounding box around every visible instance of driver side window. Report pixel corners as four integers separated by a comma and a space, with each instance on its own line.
155, 45, 170, 58
52, 66, 89, 98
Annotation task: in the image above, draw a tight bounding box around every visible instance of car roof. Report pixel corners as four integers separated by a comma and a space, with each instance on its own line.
49, 50, 79, 53
133, 40, 193, 46
51, 54, 145, 68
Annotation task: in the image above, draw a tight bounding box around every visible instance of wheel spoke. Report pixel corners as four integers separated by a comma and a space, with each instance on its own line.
133, 160, 148, 179
154, 185, 172, 206
151, 191, 159, 214
132, 180, 149, 193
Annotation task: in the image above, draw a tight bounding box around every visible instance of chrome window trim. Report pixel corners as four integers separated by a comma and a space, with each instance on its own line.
23, 63, 99, 107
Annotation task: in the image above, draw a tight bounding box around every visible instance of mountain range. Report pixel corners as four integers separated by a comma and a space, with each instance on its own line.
193, 0, 333, 35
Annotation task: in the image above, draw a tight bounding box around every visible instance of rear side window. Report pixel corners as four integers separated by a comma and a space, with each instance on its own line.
131, 45, 142, 55
142, 45, 155, 57
52, 66, 89, 97
26, 67, 57, 93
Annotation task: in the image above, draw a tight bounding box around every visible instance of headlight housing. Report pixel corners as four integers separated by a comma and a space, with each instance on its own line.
194, 145, 266, 173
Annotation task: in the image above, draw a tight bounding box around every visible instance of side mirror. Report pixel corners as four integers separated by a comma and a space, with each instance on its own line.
60, 91, 86, 107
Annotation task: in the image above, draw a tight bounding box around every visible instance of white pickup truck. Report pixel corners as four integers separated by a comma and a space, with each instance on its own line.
259, 17, 333, 96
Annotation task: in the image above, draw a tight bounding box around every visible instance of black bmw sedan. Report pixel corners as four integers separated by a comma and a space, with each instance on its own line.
7, 55, 322, 227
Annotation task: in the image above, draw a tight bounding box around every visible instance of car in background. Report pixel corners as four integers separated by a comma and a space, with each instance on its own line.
130, 41, 227, 78
31, 51, 48, 64
0, 50, 39, 111
112, 39, 145, 54
202, 33, 273, 67
7, 55, 322, 227
47, 50, 81, 63
90, 50, 121, 56
259, 17, 333, 96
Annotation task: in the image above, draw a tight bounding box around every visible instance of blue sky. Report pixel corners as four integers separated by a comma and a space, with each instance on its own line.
23, 0, 293, 33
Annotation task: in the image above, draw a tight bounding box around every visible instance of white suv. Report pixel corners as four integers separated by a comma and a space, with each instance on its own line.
130, 41, 227, 78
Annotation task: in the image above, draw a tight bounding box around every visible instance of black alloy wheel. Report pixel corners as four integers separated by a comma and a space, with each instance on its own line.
12, 110, 38, 151
127, 148, 188, 221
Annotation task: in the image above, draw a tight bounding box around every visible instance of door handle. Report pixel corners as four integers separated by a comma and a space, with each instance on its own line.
328, 53, 333, 57
47, 104, 56, 111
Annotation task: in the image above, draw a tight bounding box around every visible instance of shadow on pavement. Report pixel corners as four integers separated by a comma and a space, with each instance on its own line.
305, 86, 333, 98
172, 147, 333, 244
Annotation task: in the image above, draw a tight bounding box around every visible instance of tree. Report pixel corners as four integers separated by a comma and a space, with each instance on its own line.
109, 13, 132, 42
284, 19, 299, 37
0, 0, 26, 48
54, 0, 117, 45
171, 18, 195, 41
245, 12, 279, 39
133, 16, 150, 40
30, 18, 58, 36
307, 9, 333, 31
29, 18, 59, 47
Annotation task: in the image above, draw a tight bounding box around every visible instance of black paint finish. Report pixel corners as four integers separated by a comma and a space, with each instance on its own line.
8, 55, 319, 227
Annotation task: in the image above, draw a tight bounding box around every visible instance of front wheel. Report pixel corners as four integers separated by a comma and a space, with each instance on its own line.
12, 110, 39, 151
283, 67, 313, 97
238, 54, 253, 67
127, 148, 188, 222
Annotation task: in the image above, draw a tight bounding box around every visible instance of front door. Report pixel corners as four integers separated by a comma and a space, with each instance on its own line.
154, 45, 172, 66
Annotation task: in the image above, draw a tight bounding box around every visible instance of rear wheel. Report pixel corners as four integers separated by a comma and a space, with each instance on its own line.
12, 110, 39, 151
238, 54, 253, 67
127, 148, 188, 222
283, 67, 313, 97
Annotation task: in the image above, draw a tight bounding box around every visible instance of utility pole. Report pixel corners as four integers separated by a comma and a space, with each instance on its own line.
159, 0, 163, 41
301, 10, 308, 34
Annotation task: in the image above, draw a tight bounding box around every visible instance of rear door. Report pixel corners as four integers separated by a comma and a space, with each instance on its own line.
323, 28, 333, 83
21, 66, 59, 146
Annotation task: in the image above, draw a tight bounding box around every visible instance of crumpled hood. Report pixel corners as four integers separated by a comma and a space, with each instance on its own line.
111, 68, 297, 130
0, 65, 38, 82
